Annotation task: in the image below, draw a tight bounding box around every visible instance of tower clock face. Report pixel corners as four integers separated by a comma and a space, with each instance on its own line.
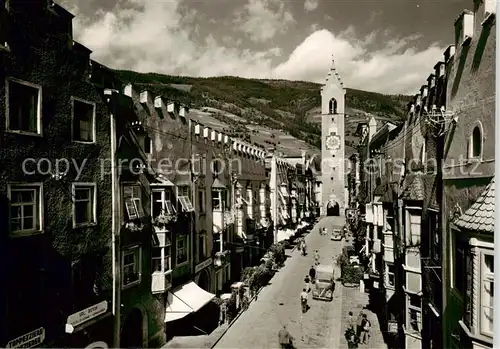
325, 135, 341, 150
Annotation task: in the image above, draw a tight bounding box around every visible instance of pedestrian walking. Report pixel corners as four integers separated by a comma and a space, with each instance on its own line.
300, 288, 308, 313
360, 314, 371, 344
278, 325, 294, 349
346, 311, 357, 344
314, 250, 320, 265
219, 301, 227, 325
304, 275, 311, 292
356, 311, 364, 339
309, 265, 316, 284
302, 239, 307, 256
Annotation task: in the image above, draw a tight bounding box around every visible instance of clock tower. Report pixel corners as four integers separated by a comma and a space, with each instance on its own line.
320, 56, 346, 216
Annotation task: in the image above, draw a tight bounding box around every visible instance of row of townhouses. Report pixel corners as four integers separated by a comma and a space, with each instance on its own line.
0, 1, 318, 348
348, 1, 495, 348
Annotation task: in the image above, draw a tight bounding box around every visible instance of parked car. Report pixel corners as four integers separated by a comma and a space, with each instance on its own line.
349, 256, 360, 265
312, 264, 335, 301
331, 230, 342, 241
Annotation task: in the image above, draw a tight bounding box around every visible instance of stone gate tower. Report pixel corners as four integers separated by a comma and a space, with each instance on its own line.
320, 56, 346, 216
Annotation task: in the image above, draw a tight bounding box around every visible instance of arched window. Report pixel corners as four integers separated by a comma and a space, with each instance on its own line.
471, 125, 482, 158
329, 98, 337, 114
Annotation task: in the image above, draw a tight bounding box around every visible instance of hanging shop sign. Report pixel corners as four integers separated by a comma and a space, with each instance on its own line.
195, 258, 212, 273
6, 327, 45, 348
65, 301, 108, 333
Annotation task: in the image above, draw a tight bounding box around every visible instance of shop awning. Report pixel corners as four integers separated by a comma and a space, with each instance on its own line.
277, 228, 295, 242
164, 282, 215, 322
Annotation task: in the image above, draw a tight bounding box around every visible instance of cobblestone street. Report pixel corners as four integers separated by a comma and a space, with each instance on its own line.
215, 217, 344, 349
339, 286, 387, 349
214, 216, 389, 349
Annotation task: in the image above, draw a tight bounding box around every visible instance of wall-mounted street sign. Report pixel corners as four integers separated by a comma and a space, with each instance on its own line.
195, 258, 212, 273
65, 301, 108, 334
6, 327, 45, 348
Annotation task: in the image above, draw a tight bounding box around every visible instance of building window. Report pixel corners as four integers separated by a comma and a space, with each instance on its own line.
151, 188, 175, 219
407, 294, 422, 333
212, 159, 221, 176
144, 135, 152, 154
124, 185, 144, 220
72, 97, 95, 142
176, 235, 188, 265
454, 239, 467, 294
198, 190, 205, 213
122, 246, 141, 288
71, 256, 100, 310
177, 185, 194, 212
470, 124, 483, 159
8, 183, 43, 236
480, 252, 494, 336
386, 264, 395, 287
407, 210, 421, 245
224, 264, 231, 282
151, 246, 171, 274
6, 78, 42, 135
72, 183, 97, 228
429, 211, 439, 260
198, 233, 207, 262
212, 189, 226, 211
329, 98, 338, 114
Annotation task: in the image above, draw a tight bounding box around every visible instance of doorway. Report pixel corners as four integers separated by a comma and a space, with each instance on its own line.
327, 201, 340, 216
121, 308, 143, 348
197, 269, 211, 292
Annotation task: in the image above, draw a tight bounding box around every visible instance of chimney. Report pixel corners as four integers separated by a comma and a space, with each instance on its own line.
483, 0, 496, 23
139, 90, 151, 104
434, 61, 445, 78
123, 83, 136, 98
454, 10, 474, 46
427, 74, 436, 89
414, 94, 422, 107
368, 116, 377, 142
444, 45, 456, 63
421, 85, 429, 98
409, 103, 415, 114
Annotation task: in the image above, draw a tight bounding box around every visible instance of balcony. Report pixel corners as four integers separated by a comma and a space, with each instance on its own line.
151, 269, 173, 294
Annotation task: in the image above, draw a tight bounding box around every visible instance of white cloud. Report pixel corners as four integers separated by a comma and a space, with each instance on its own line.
66, 0, 445, 95
304, 0, 318, 12
234, 0, 295, 43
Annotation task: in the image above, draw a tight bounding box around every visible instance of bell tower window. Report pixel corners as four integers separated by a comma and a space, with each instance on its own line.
329, 98, 338, 114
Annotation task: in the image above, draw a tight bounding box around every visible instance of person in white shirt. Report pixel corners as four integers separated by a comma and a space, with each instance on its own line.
300, 288, 308, 313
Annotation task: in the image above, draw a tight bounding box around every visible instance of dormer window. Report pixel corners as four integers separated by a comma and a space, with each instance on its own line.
470, 123, 483, 159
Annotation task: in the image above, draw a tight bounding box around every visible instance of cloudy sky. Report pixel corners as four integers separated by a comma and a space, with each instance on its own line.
61, 0, 471, 95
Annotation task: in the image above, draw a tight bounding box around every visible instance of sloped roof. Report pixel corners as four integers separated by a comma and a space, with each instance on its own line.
381, 183, 398, 203
454, 178, 495, 233
401, 172, 425, 201
373, 183, 389, 196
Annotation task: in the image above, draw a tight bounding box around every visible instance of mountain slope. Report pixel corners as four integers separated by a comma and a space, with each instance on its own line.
115, 70, 412, 157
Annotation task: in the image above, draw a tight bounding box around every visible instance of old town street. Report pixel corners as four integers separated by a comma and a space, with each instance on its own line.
214, 216, 346, 349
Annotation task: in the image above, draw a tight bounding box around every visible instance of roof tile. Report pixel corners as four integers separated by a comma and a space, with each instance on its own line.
454, 178, 495, 234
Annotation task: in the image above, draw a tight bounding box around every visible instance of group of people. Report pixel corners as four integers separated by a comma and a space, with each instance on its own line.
346, 310, 372, 347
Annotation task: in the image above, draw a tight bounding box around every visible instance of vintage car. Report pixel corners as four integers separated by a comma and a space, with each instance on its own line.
312, 264, 335, 301
331, 229, 342, 241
